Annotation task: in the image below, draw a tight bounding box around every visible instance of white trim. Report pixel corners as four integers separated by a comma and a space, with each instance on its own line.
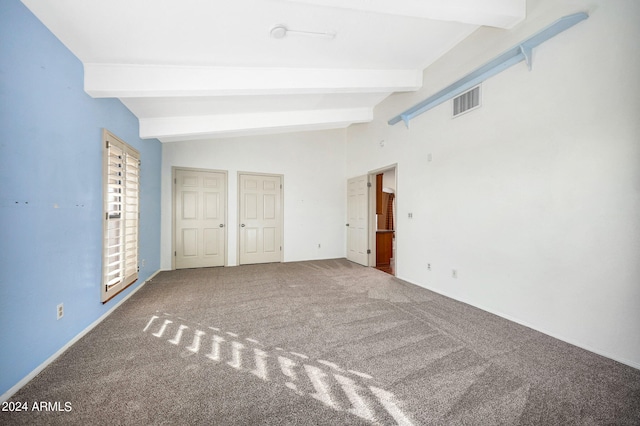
0, 269, 162, 403
396, 275, 640, 371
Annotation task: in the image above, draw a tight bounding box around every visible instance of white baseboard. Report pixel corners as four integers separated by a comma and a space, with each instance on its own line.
397, 274, 640, 371
1, 269, 162, 403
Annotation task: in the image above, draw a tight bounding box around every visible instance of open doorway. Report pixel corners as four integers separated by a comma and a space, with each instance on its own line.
370, 166, 396, 275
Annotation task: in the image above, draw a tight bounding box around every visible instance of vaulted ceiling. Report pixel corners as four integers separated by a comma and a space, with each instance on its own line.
22, 0, 525, 142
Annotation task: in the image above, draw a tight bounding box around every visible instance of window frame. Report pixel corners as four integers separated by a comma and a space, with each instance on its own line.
101, 129, 140, 303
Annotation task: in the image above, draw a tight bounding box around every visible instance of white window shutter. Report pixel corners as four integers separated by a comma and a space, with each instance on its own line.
102, 130, 140, 303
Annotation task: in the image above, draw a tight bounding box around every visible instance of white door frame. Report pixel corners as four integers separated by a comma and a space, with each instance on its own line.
172, 167, 228, 270
237, 171, 284, 265
368, 164, 398, 271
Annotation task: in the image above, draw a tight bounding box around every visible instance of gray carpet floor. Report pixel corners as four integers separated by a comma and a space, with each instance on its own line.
4, 259, 640, 425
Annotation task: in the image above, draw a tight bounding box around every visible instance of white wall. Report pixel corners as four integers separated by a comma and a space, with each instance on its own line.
382, 168, 396, 192
161, 129, 347, 269
346, 0, 640, 368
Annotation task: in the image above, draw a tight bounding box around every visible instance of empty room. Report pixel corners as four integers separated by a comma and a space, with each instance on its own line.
1, 0, 639, 424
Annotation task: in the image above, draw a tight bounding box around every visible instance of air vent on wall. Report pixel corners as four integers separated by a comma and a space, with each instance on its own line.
453, 85, 481, 117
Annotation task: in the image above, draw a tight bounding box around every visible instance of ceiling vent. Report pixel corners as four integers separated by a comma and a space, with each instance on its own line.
453, 85, 481, 117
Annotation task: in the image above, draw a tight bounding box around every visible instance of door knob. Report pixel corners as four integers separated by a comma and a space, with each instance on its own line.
241, 224, 245, 227
346, 223, 350, 227
219, 224, 225, 228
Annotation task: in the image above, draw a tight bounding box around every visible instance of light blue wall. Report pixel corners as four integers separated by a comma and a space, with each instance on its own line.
0, 0, 162, 396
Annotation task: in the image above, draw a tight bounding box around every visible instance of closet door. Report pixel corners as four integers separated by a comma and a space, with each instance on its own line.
175, 169, 226, 269
238, 173, 283, 265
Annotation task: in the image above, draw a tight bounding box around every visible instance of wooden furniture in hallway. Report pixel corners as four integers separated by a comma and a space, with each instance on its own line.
376, 230, 394, 274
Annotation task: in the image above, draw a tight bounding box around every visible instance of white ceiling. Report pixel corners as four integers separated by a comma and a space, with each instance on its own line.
22, 0, 525, 142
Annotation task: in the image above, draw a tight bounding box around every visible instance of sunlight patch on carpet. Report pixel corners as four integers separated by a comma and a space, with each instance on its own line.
143, 311, 415, 425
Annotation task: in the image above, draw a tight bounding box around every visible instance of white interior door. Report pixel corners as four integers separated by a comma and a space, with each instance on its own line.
174, 169, 226, 269
347, 175, 369, 266
239, 173, 282, 265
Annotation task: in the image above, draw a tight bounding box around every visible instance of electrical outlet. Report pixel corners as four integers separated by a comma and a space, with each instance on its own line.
427, 263, 431, 271
452, 269, 458, 279
408, 212, 413, 219
57, 303, 64, 320
318, 243, 321, 248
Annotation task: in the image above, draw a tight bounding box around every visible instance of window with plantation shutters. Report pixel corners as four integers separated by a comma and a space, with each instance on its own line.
102, 129, 140, 303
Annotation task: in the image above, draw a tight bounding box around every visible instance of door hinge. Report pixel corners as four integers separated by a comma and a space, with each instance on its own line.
367, 182, 372, 188
367, 249, 371, 254
174, 251, 177, 257
280, 246, 282, 251
174, 178, 177, 184
106, 140, 110, 149
280, 184, 282, 189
